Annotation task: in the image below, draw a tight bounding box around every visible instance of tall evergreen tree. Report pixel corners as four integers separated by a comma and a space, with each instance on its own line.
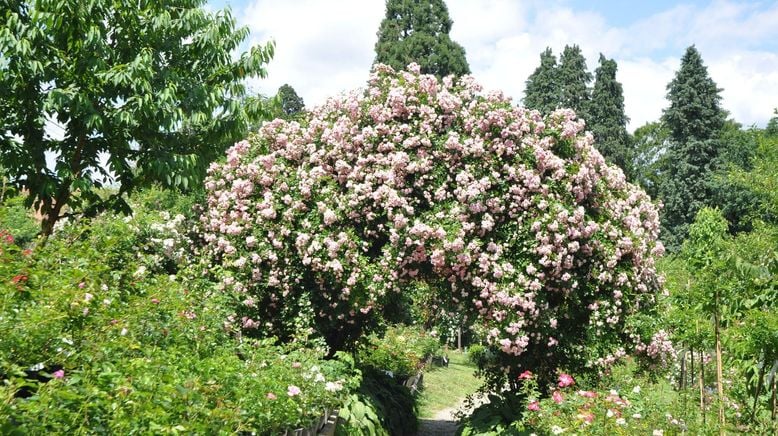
276, 84, 305, 118
374, 0, 469, 77
589, 54, 632, 175
659, 45, 727, 249
523, 48, 560, 114
557, 45, 592, 121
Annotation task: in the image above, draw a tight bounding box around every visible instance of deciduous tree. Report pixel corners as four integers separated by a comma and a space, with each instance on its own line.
0, 0, 274, 236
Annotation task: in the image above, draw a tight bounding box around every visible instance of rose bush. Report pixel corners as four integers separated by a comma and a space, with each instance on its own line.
203, 63, 664, 386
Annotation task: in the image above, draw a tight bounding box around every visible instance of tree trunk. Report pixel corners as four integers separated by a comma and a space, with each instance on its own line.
679, 349, 687, 390
771, 375, 778, 421
715, 308, 725, 434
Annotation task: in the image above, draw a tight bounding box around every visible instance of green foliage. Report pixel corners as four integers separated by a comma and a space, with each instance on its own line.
730, 131, 778, 218
631, 121, 670, 199
0, 0, 274, 235
523, 48, 559, 114
557, 45, 592, 122
357, 325, 441, 381
337, 369, 418, 436
589, 54, 632, 176
374, 0, 469, 77
276, 84, 306, 119
0, 195, 39, 246
658, 46, 728, 249
766, 109, 778, 137
0, 197, 355, 434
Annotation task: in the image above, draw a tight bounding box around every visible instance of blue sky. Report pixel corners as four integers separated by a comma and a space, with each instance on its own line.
205, 0, 778, 130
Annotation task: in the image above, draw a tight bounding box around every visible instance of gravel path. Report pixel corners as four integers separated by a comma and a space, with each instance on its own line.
415, 393, 488, 436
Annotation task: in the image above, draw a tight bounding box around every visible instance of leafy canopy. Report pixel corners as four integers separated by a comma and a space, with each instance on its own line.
589, 54, 631, 176
0, 0, 274, 235
658, 46, 727, 249
374, 0, 469, 77
523, 48, 560, 114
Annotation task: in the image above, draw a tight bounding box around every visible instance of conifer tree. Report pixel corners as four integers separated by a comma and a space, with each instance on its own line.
523, 48, 560, 114
589, 54, 632, 175
557, 45, 592, 121
374, 0, 469, 77
276, 84, 305, 118
659, 45, 727, 249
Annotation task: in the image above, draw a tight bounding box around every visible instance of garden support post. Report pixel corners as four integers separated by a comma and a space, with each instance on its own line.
750, 358, 765, 422
700, 350, 706, 423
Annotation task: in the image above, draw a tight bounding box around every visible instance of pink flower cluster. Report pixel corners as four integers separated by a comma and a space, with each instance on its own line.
202, 63, 664, 370
635, 329, 676, 369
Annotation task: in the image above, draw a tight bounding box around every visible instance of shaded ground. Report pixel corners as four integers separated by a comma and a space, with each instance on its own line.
416, 392, 488, 435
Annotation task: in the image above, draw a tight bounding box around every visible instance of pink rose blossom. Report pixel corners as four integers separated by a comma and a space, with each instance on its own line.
287, 385, 301, 397
558, 373, 575, 388
527, 401, 540, 411
52, 369, 65, 379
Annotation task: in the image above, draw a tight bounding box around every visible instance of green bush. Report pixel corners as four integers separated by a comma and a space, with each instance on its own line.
337, 369, 418, 436
357, 325, 442, 381
0, 195, 39, 247
0, 203, 356, 434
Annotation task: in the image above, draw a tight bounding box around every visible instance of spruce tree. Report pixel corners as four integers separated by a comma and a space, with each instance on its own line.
276, 84, 305, 118
374, 0, 470, 77
523, 48, 560, 114
589, 54, 632, 175
557, 45, 592, 121
659, 45, 727, 249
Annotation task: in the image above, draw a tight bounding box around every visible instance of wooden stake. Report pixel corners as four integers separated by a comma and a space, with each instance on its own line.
715, 308, 725, 434
700, 349, 706, 423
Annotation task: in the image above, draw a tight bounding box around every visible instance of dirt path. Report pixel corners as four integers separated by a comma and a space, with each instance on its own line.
415, 393, 488, 436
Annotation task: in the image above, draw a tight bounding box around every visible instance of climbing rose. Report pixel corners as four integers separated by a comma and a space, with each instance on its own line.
203, 63, 665, 385
528, 401, 541, 411
552, 390, 564, 403
558, 373, 575, 388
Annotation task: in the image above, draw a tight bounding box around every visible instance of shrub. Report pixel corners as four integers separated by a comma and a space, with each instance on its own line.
357, 325, 441, 381
0, 195, 39, 247
337, 368, 418, 436
202, 63, 665, 389
0, 203, 355, 434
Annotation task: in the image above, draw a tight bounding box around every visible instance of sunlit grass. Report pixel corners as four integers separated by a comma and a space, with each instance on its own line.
418, 349, 482, 418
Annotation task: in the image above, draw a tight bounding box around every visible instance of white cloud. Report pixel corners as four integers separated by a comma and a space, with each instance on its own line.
239, 0, 384, 104
234, 0, 778, 131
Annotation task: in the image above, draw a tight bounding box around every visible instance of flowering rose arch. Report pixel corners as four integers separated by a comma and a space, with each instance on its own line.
203, 64, 664, 384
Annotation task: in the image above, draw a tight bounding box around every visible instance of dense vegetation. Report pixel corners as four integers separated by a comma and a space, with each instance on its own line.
1, 0, 777, 434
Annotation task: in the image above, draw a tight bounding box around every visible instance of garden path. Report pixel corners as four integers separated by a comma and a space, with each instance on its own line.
415, 392, 488, 435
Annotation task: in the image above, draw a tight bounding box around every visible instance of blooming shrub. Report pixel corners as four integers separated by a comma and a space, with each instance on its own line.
203, 63, 664, 383
514, 372, 687, 435
0, 194, 355, 434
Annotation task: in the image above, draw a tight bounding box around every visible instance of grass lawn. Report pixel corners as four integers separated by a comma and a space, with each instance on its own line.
418, 349, 482, 418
